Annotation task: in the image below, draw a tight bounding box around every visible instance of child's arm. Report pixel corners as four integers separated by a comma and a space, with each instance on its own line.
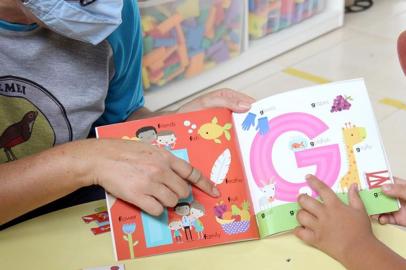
294, 175, 406, 270
0, 139, 219, 225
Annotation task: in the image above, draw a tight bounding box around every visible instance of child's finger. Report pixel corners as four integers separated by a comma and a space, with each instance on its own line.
348, 183, 367, 212
378, 215, 388, 225
294, 226, 316, 246
305, 175, 339, 205
378, 214, 397, 225
393, 177, 406, 185
382, 183, 406, 201
297, 194, 324, 217
296, 209, 318, 229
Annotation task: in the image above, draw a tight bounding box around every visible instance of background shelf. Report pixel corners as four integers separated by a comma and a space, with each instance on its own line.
144, 0, 344, 111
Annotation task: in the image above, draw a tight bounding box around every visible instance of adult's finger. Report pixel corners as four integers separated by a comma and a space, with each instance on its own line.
204, 89, 255, 113
296, 209, 318, 229
177, 89, 255, 114
169, 154, 220, 197
306, 175, 339, 205
160, 170, 191, 199
133, 195, 164, 216
348, 183, 367, 212
297, 194, 324, 218
148, 182, 179, 208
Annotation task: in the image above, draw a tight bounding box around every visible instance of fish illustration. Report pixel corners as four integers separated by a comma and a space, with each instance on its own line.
291, 142, 304, 149
198, 117, 232, 144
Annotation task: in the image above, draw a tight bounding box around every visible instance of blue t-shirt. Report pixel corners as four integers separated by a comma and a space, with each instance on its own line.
97, 0, 145, 127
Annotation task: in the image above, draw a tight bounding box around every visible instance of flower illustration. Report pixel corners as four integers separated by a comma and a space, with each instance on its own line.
122, 223, 136, 234
122, 223, 138, 259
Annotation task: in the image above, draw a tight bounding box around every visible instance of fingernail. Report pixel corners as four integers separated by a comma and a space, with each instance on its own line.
305, 174, 313, 180
382, 184, 392, 191
212, 187, 220, 197
238, 101, 251, 110
379, 215, 387, 225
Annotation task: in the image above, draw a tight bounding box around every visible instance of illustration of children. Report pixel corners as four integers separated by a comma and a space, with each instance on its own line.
189, 201, 205, 240
136, 126, 157, 144
156, 131, 177, 150
168, 220, 183, 243
174, 202, 193, 241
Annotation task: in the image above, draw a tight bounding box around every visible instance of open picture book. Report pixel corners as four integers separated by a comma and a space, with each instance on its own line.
95, 78, 400, 261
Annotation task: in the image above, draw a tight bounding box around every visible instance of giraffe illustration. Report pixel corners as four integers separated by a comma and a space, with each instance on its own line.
340, 123, 367, 191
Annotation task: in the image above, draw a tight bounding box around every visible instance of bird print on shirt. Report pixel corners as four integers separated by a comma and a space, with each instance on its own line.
0, 111, 38, 162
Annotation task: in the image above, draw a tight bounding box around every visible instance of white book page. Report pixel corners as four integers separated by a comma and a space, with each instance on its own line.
233, 79, 393, 215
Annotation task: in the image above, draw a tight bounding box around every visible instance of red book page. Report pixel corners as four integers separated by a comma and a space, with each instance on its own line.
96, 108, 259, 260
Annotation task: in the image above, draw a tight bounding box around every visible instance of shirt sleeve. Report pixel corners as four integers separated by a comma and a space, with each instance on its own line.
95, 0, 144, 127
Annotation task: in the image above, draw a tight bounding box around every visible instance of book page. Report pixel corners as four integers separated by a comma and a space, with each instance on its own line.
232, 79, 399, 238
96, 108, 258, 260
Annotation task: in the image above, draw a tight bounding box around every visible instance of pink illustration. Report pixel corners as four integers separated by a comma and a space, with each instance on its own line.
250, 113, 341, 202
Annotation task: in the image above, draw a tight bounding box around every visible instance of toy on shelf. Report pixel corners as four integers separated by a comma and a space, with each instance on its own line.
139, 0, 244, 90
249, 0, 325, 39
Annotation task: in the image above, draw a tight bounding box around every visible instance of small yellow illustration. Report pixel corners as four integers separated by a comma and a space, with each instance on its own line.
121, 136, 140, 141
340, 123, 367, 191
198, 117, 232, 144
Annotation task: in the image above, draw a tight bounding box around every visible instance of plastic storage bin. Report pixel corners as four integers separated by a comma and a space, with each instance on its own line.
249, 0, 325, 39
139, 0, 245, 90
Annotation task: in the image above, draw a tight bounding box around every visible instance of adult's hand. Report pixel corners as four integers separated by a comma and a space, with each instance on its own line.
78, 139, 220, 216
177, 88, 255, 114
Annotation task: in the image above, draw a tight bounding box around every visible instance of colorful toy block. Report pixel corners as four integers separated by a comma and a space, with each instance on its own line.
139, 0, 244, 89
248, 0, 325, 39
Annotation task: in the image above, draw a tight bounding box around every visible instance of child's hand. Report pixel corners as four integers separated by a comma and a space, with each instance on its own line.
74, 139, 220, 216
177, 89, 255, 114
398, 31, 406, 75
375, 177, 406, 227
294, 175, 376, 263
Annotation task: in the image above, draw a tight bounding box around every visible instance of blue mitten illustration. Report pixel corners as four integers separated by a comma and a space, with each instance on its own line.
256, 116, 270, 135
241, 112, 256, 131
